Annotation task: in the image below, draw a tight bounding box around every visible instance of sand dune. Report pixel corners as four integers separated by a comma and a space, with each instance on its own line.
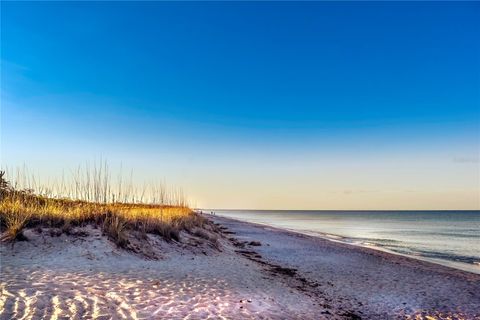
2, 216, 479, 319
0, 225, 333, 319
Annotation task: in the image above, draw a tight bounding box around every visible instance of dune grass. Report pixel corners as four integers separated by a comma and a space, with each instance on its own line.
0, 169, 204, 247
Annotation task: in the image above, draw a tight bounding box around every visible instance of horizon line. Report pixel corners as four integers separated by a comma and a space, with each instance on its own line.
198, 208, 480, 212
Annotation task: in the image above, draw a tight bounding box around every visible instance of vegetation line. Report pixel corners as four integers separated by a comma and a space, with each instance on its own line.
0, 165, 204, 247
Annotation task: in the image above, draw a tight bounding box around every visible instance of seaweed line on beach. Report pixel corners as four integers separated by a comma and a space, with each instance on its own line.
214, 220, 363, 320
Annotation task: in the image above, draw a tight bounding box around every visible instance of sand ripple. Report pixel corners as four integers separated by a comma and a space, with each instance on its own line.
0, 266, 256, 319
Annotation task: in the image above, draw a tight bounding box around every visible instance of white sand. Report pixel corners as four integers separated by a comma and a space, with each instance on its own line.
212, 215, 480, 319
1, 216, 479, 319
1, 225, 332, 319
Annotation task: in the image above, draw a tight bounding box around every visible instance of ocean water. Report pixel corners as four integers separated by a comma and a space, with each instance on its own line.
211, 210, 480, 274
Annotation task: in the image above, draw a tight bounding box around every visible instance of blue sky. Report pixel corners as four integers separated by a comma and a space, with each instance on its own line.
1, 2, 479, 209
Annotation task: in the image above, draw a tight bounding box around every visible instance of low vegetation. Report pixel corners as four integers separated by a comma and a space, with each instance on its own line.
0, 168, 206, 248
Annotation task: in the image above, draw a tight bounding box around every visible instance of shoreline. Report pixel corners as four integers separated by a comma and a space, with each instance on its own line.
1, 214, 479, 319
210, 214, 480, 318
210, 215, 480, 279
209, 212, 480, 275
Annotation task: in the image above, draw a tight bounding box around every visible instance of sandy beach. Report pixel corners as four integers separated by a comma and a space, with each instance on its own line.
3, 1, 479, 319
211, 216, 480, 319
1, 215, 479, 319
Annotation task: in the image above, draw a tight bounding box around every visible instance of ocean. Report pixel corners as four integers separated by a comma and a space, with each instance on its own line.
211, 210, 480, 274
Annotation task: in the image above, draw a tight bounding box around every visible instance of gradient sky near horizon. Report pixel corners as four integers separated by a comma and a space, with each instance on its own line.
1, 2, 479, 210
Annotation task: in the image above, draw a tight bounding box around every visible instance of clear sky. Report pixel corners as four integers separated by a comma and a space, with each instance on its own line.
1, 2, 479, 210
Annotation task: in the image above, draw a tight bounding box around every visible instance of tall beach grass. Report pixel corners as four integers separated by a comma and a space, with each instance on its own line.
0, 164, 204, 247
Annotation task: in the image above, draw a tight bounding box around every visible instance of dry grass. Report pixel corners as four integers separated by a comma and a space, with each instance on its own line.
0, 169, 205, 246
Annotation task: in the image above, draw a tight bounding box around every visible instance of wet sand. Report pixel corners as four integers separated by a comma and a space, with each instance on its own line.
1, 216, 479, 319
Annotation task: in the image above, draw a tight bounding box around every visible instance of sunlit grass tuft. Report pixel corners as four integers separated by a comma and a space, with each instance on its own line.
0, 168, 204, 245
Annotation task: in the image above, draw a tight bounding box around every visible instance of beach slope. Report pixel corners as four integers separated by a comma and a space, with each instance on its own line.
1, 216, 479, 319
212, 216, 480, 319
